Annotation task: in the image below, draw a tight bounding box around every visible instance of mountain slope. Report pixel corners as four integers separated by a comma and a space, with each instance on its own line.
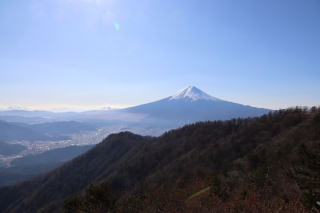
0, 120, 52, 142
126, 86, 270, 126
0, 108, 319, 212
11, 145, 94, 168
0, 142, 26, 156
0, 120, 97, 144
30, 121, 97, 136
0, 145, 93, 187
0, 133, 150, 212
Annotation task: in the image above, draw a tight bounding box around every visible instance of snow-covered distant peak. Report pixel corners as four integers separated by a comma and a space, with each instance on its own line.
169, 86, 220, 101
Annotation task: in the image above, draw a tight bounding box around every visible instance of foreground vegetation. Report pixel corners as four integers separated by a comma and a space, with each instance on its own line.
1, 107, 320, 212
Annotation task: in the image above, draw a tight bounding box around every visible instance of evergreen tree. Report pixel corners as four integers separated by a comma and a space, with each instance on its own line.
295, 144, 320, 210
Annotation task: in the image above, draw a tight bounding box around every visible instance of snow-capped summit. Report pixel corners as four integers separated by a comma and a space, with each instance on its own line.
126, 85, 270, 127
169, 86, 220, 101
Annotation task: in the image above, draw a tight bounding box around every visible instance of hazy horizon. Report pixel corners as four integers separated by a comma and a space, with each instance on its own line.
0, 85, 318, 112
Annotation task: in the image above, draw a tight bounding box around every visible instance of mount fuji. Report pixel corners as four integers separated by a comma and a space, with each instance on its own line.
125, 86, 271, 127
0, 86, 271, 135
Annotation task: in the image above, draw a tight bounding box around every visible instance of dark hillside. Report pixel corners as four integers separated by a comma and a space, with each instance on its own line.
0, 132, 148, 212
0, 108, 319, 212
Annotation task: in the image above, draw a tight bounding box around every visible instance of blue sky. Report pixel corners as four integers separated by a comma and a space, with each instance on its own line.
0, 0, 319, 111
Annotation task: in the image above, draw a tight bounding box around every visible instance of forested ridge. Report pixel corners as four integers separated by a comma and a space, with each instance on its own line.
0, 107, 320, 212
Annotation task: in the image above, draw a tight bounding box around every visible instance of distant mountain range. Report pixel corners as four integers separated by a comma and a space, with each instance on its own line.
0, 86, 271, 130
0, 120, 54, 142
0, 120, 96, 144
